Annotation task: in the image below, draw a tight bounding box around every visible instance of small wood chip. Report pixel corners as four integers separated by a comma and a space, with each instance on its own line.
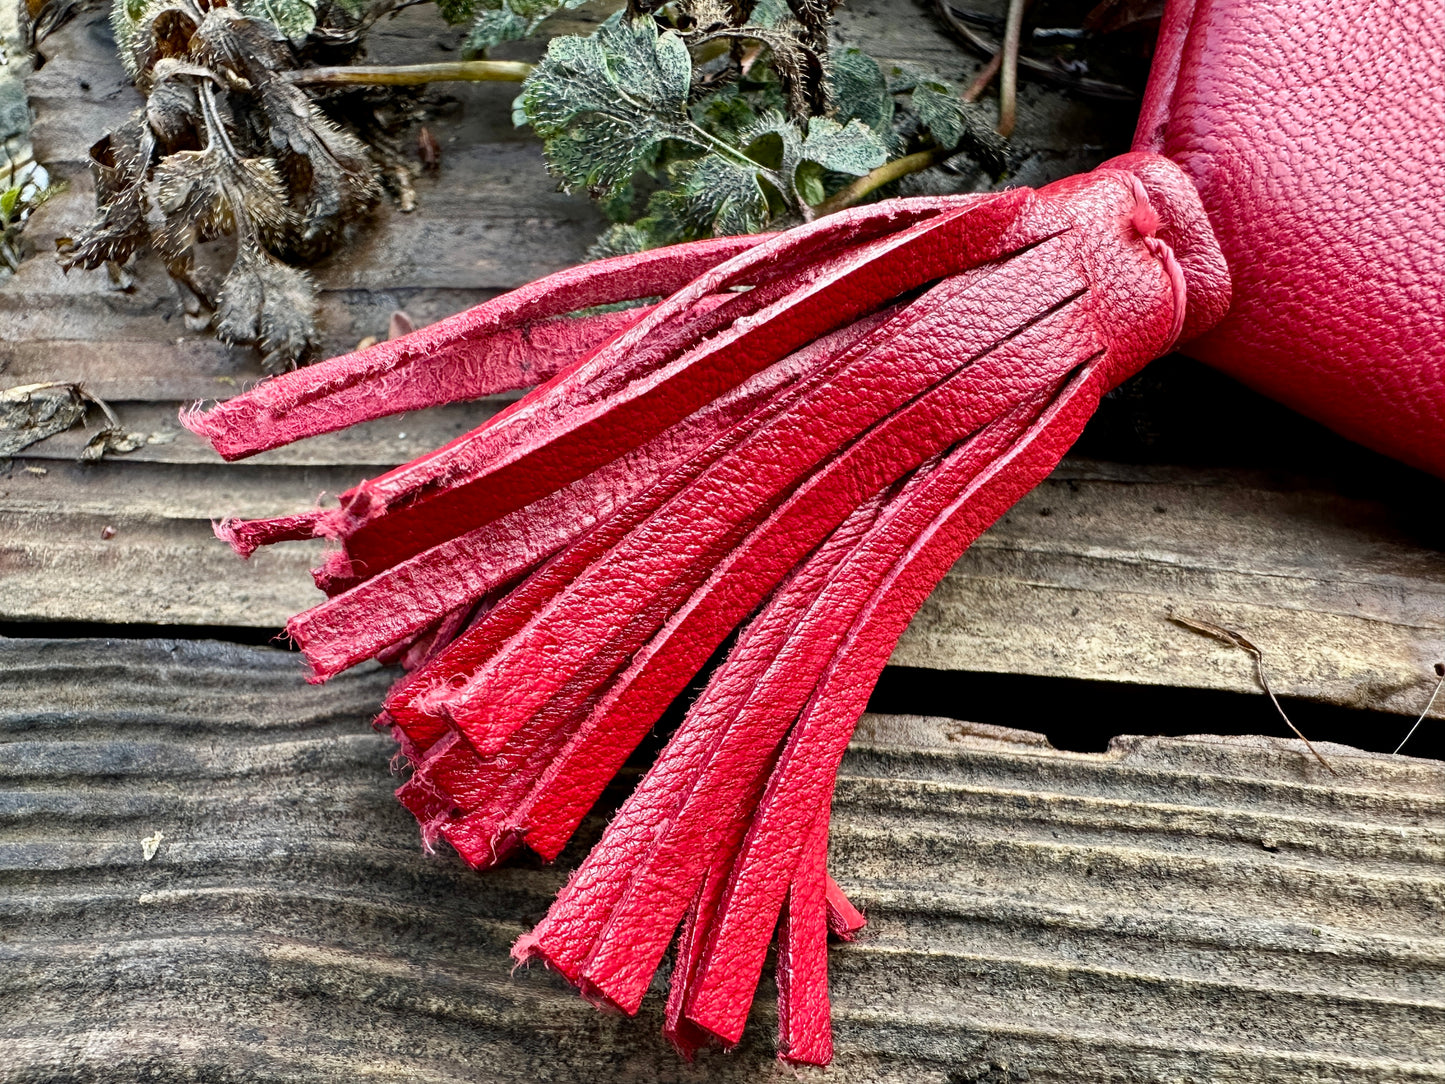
141, 831, 164, 861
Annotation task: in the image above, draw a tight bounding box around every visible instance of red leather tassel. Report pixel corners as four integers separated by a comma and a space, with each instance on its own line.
189, 154, 1230, 1063
311, 196, 1025, 582
181, 235, 768, 461
776, 815, 834, 1067
288, 311, 892, 679
824, 874, 866, 941
682, 377, 1095, 1044
516, 488, 894, 997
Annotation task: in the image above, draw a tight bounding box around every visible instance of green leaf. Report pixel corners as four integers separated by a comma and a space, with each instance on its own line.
110, 0, 150, 77
830, 48, 893, 135
518, 15, 700, 192
463, 5, 531, 50
693, 87, 761, 144
912, 81, 966, 149
910, 80, 1007, 168
670, 154, 770, 237
751, 0, 792, 28
596, 180, 636, 223
454, 0, 586, 49
738, 110, 802, 176
0, 187, 19, 223
586, 222, 652, 261
799, 116, 886, 176
794, 160, 826, 207
508, 0, 581, 16
435, 0, 479, 23
238, 0, 316, 42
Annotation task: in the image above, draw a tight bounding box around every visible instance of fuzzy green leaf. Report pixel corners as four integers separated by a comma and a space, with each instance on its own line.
738, 109, 802, 177
799, 115, 886, 176
668, 153, 770, 237
518, 15, 699, 192
912, 81, 966, 148
463, 6, 531, 50
910, 79, 1007, 168
457, 0, 584, 50
794, 159, 826, 206
694, 87, 761, 144
751, 0, 792, 27
238, 0, 316, 42
830, 47, 892, 135
435, 0, 478, 23
586, 221, 652, 260
110, 0, 153, 77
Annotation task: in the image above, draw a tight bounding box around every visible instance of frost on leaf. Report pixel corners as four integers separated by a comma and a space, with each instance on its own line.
519, 15, 696, 193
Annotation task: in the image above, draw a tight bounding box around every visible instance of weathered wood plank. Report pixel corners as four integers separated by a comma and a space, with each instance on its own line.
899, 459, 1445, 719
2, 637, 1441, 1083
13, 398, 510, 466
5, 456, 1442, 721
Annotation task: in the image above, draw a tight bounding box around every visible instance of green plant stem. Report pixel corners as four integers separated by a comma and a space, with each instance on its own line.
812, 148, 944, 217
286, 60, 534, 87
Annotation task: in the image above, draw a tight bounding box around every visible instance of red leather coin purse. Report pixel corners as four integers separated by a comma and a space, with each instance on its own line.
184, 0, 1445, 1064
1140, 0, 1445, 478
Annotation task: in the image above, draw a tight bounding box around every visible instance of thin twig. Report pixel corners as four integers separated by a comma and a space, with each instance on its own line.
286, 61, 534, 87
961, 51, 1002, 103
931, 0, 1135, 101
1169, 613, 1339, 776
996, 0, 1026, 137
812, 149, 945, 217
1393, 662, 1445, 755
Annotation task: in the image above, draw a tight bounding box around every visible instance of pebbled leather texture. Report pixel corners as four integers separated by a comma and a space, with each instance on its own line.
1138, 0, 1445, 477
186, 154, 1228, 1064
182, 2, 1445, 1061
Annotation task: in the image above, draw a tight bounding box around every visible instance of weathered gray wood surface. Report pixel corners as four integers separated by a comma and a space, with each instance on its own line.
5, 452, 1444, 719
3, 636, 1442, 1083
4, 3, 1443, 723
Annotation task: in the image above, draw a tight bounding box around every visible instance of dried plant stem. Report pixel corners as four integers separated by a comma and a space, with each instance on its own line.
813, 149, 944, 217
286, 61, 534, 87
962, 51, 1002, 103
1393, 662, 1445, 754
997, 0, 1026, 137
1169, 613, 1338, 776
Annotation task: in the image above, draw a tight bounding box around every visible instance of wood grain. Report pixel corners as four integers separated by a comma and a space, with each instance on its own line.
4, 456, 1442, 719
2, 637, 1440, 1083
